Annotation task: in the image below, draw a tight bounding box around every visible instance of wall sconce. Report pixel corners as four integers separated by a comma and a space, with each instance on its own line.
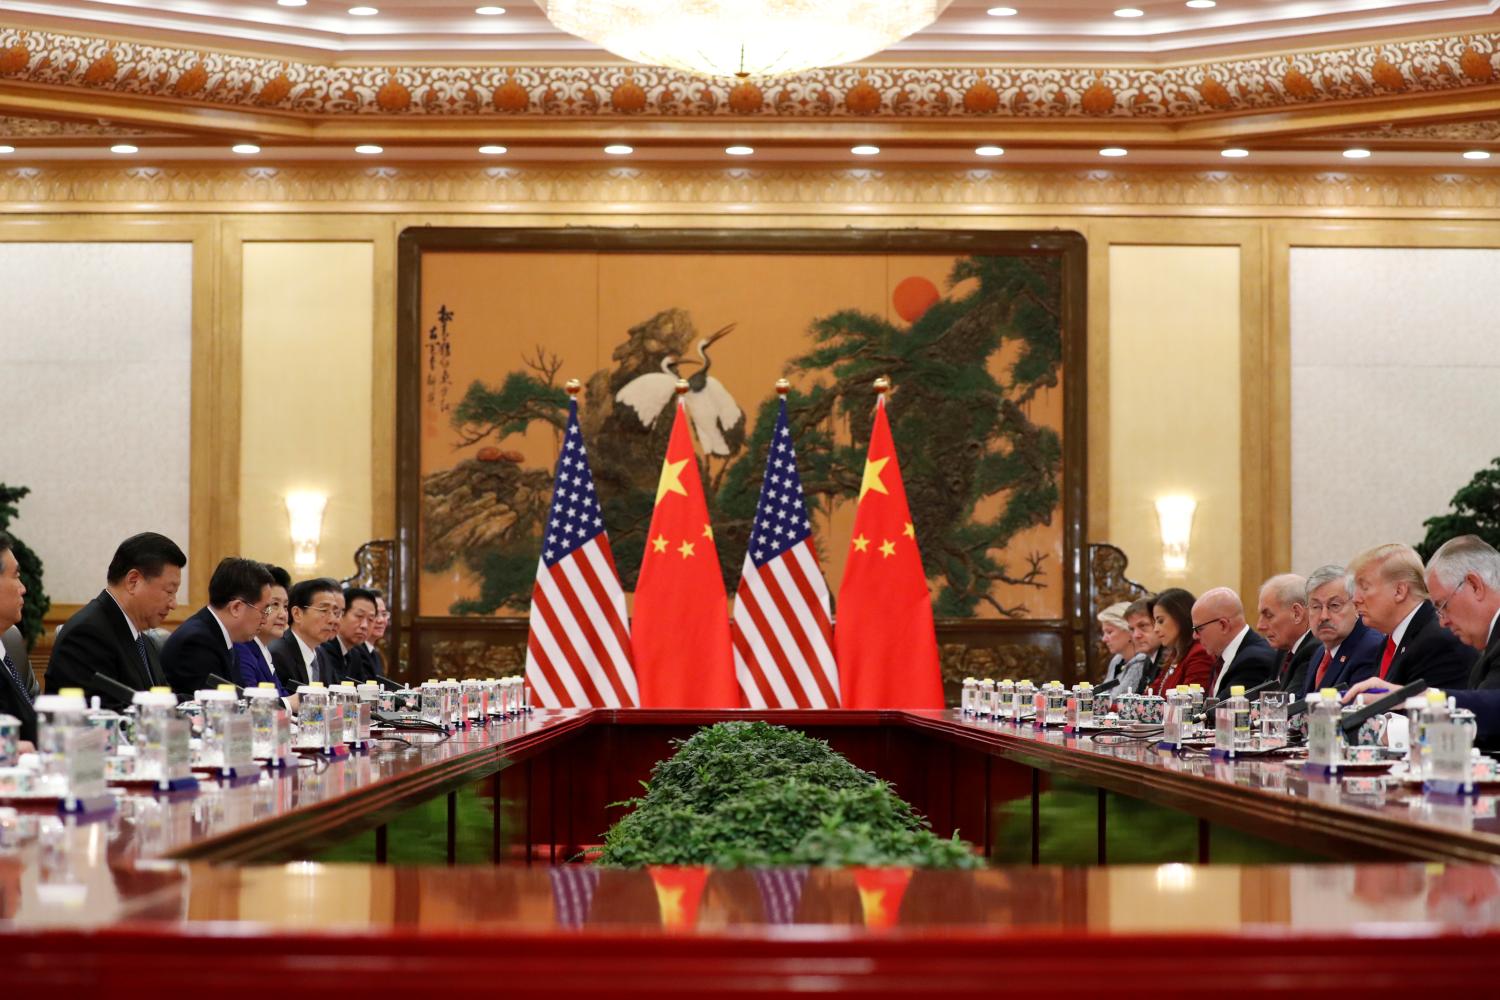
285, 491, 328, 569
1154, 495, 1196, 573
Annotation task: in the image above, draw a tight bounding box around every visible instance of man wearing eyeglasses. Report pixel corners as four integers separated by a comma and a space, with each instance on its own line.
1191, 587, 1276, 699
270, 577, 346, 691
162, 557, 275, 699
1344, 537, 1500, 745
1421, 535, 1500, 689
1301, 563, 1386, 696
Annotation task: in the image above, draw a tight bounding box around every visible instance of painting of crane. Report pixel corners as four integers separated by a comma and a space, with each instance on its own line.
616, 324, 744, 455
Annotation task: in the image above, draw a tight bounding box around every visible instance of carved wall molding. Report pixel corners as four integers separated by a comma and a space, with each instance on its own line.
2, 24, 1500, 122
0, 113, 155, 137
6, 163, 1500, 216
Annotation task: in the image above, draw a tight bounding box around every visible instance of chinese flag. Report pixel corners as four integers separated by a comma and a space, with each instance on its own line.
632, 399, 737, 707
835, 396, 944, 708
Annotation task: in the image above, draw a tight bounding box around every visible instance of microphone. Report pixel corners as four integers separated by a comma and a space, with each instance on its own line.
1205, 678, 1281, 716
1093, 678, 1120, 694
1339, 680, 1428, 737
207, 673, 245, 698
374, 675, 404, 691
1287, 683, 1349, 719
93, 672, 141, 705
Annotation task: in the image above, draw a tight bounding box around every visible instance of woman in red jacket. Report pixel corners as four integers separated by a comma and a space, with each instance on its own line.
1145, 588, 1215, 695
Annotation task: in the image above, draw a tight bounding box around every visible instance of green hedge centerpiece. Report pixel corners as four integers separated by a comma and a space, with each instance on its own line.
598, 721, 981, 869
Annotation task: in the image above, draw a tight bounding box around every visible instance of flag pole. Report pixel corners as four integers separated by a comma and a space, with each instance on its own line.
873, 374, 890, 410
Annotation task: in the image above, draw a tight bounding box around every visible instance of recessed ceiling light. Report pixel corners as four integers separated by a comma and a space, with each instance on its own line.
851, 145, 880, 155
725, 145, 754, 155
110, 143, 138, 154
1463, 150, 1491, 160
277, 0, 307, 7
1220, 148, 1249, 158
1114, 7, 1144, 17
354, 144, 383, 155
348, 6, 378, 15
975, 145, 1005, 157
232, 143, 261, 155
1185, 0, 1216, 7
478, 144, 508, 155
0, 145, 14, 154
1342, 148, 1371, 159
475, 5, 506, 12
987, 6, 1018, 14
604, 144, 633, 155
1099, 147, 1128, 157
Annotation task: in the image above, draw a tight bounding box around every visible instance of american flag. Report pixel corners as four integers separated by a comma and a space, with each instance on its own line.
524, 399, 639, 708
732, 397, 839, 708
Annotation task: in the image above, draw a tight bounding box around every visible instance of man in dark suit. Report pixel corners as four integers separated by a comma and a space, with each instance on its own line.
1303, 563, 1385, 693
270, 577, 345, 691
364, 591, 389, 679
2, 626, 36, 702
161, 558, 274, 699
1256, 573, 1317, 693
323, 587, 379, 683
1192, 587, 1276, 698
0, 533, 37, 750
45, 532, 186, 709
1351, 542, 1475, 690
1423, 535, 1500, 690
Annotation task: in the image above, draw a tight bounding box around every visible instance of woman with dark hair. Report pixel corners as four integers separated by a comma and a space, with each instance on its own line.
1145, 587, 1215, 694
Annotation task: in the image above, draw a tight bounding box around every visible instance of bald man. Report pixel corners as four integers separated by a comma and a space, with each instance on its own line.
1192, 586, 1277, 699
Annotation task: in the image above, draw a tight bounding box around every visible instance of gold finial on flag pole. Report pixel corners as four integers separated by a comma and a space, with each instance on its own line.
675, 378, 690, 396
775, 378, 790, 397
565, 378, 582, 397
873, 375, 891, 396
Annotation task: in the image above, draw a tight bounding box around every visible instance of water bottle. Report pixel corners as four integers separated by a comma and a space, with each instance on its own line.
1306, 688, 1343, 771
961, 677, 977, 715
1014, 680, 1035, 723
996, 679, 1014, 722
1163, 686, 1192, 746
1419, 689, 1450, 782
979, 678, 996, 719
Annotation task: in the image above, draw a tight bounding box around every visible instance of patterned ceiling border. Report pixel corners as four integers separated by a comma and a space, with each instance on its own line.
1, 25, 1500, 121
0, 113, 155, 137
2, 163, 1500, 216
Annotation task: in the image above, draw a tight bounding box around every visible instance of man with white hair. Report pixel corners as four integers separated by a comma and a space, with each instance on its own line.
1302, 563, 1385, 695
1191, 587, 1276, 699
1344, 537, 1500, 746
1257, 573, 1317, 693
1423, 535, 1500, 689
1350, 542, 1473, 690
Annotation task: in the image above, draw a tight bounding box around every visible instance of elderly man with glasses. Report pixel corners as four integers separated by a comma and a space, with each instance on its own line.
271, 577, 347, 691
162, 557, 275, 699
1300, 563, 1386, 696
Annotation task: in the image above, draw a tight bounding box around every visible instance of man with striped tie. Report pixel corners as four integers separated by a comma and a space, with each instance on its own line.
44, 531, 185, 710
0, 532, 36, 750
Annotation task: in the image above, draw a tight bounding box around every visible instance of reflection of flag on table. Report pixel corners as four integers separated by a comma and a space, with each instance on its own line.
549, 866, 601, 928
835, 391, 943, 709
524, 397, 639, 708
732, 396, 839, 708
752, 867, 809, 925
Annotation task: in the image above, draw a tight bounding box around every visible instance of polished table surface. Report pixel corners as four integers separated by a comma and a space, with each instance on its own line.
5, 707, 1500, 993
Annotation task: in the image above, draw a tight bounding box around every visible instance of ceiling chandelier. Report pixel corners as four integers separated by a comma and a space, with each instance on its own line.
545, 0, 953, 79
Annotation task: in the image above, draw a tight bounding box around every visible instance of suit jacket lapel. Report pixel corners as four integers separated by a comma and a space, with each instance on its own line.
100, 589, 155, 690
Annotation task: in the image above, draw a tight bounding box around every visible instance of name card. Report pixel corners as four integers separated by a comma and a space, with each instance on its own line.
64, 728, 106, 799
223, 716, 255, 768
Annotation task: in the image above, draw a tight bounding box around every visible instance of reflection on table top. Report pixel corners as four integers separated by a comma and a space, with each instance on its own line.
4, 858, 1500, 937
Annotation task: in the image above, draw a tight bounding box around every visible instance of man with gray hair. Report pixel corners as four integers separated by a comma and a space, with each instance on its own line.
1302, 563, 1385, 695
1424, 534, 1500, 689
1256, 573, 1317, 693
1350, 542, 1473, 689
1191, 587, 1275, 698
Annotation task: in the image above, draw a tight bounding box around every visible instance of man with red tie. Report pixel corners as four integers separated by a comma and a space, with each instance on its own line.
1301, 563, 1385, 695
1350, 542, 1473, 690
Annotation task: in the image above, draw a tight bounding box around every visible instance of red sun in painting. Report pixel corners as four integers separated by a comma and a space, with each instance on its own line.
892, 276, 939, 323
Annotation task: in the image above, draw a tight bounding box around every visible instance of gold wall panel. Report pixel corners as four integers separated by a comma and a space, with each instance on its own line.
239, 241, 375, 578
1107, 245, 1242, 599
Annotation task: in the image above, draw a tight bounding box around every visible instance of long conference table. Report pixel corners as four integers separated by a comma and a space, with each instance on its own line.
5, 708, 1500, 993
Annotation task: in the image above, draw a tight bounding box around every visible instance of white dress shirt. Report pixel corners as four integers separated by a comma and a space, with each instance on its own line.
293, 630, 321, 685
1210, 624, 1251, 695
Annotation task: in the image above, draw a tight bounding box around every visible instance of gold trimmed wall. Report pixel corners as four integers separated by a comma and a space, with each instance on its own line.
8, 161, 1500, 623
